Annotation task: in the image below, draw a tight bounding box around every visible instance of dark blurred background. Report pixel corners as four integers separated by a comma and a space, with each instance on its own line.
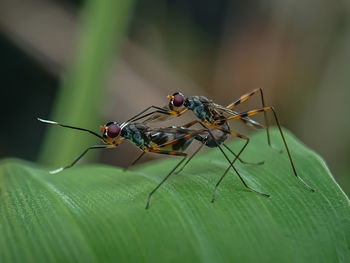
1, 0, 349, 194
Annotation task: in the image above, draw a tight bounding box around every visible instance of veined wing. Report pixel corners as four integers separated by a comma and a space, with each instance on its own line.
148, 126, 206, 151
208, 102, 264, 129
148, 126, 205, 136
142, 105, 174, 124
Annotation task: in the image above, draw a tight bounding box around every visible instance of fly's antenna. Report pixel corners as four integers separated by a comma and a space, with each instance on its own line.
37, 118, 104, 140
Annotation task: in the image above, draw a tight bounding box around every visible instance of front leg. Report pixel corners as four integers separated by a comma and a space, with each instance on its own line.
49, 144, 117, 174
130, 106, 188, 123
126, 105, 172, 123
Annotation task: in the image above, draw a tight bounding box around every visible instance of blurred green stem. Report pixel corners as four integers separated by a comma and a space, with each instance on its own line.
39, 0, 135, 166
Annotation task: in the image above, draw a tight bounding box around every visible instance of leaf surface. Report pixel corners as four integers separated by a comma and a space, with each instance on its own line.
1, 129, 349, 263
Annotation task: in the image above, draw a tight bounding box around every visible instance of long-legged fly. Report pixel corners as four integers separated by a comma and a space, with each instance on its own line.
122, 88, 315, 193
38, 118, 267, 209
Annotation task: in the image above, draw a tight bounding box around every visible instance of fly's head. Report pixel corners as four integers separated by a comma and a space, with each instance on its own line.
100, 121, 124, 145
167, 92, 187, 111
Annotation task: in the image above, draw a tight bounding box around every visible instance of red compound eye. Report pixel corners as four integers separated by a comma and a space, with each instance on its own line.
107, 124, 120, 138
173, 93, 184, 107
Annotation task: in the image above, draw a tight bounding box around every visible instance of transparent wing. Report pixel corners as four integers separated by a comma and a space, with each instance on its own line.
148, 126, 205, 135
147, 126, 208, 152
141, 105, 174, 124
208, 103, 264, 129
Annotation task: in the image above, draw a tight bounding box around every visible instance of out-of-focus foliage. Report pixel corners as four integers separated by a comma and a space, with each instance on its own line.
39, 0, 136, 166
0, 0, 349, 194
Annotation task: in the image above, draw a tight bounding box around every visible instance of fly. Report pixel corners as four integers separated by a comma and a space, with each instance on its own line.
38, 118, 267, 209
122, 88, 315, 193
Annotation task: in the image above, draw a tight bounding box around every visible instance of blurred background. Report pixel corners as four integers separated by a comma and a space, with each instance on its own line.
0, 0, 349, 194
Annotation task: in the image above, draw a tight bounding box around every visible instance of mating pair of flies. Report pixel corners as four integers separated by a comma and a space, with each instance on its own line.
38, 88, 315, 209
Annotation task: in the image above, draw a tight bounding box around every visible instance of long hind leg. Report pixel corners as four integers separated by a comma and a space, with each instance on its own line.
226, 88, 276, 148
218, 106, 315, 192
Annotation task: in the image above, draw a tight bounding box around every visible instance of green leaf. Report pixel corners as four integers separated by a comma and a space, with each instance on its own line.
1, 129, 349, 262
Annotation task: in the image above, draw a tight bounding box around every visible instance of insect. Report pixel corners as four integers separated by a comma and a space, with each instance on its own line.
125, 120, 263, 174
122, 88, 315, 193
38, 118, 265, 209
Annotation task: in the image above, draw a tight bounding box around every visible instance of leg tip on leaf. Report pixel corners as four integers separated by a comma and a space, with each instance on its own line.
49, 167, 64, 174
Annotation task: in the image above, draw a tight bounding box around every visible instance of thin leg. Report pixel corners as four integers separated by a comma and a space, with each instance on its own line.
181, 120, 199, 128
180, 120, 263, 166
211, 155, 269, 203
174, 139, 263, 176
226, 88, 271, 147
126, 105, 188, 123
144, 149, 187, 209
49, 144, 116, 174
222, 143, 264, 166
125, 105, 171, 123
197, 122, 269, 201
124, 152, 146, 171
131, 110, 171, 123
219, 106, 315, 192
226, 88, 266, 109
204, 126, 269, 202
175, 143, 204, 174
155, 129, 207, 149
